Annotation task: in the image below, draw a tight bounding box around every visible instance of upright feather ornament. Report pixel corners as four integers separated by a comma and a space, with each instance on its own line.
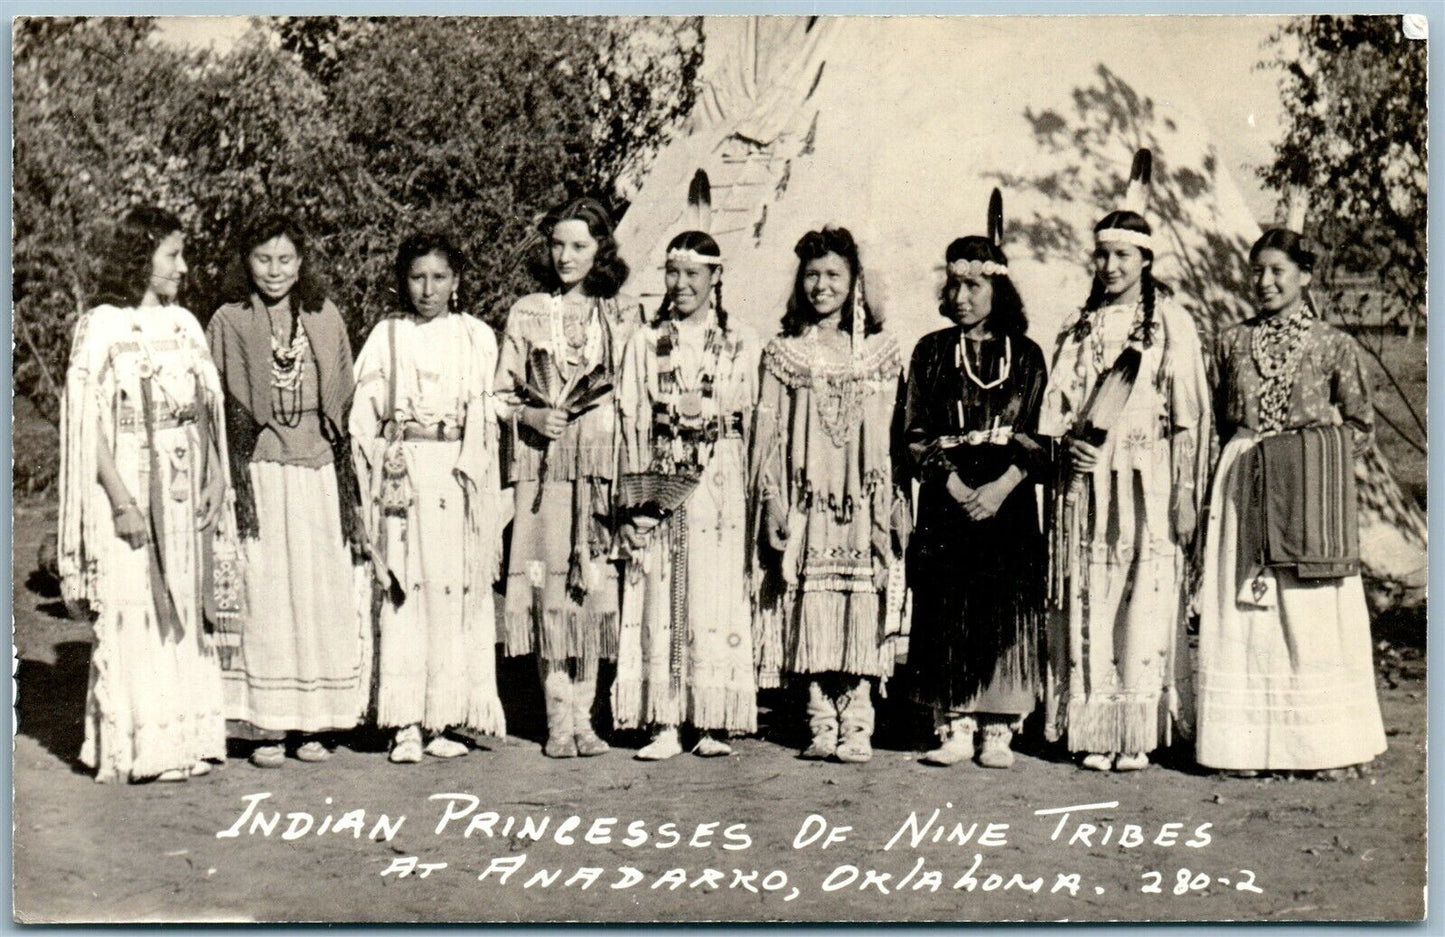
687, 169, 712, 234
1122, 149, 1152, 214
987, 187, 1004, 248
1285, 183, 1309, 235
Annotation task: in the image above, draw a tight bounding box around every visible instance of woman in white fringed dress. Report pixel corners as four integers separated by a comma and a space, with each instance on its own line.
350, 233, 507, 764
59, 206, 238, 783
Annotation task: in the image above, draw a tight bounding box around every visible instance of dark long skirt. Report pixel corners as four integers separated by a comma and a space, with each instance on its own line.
905, 448, 1045, 716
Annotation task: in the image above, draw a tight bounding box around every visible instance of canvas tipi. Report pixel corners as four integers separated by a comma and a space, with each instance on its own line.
618, 15, 1424, 606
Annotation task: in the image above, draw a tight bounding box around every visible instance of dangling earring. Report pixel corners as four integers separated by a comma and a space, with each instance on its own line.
851, 270, 867, 354
449, 291, 458, 311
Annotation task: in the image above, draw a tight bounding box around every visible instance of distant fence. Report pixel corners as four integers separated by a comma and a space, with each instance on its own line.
1322, 275, 1424, 337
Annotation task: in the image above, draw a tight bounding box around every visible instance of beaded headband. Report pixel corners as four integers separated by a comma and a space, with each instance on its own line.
1094, 228, 1154, 252
948, 258, 1008, 277
666, 247, 723, 266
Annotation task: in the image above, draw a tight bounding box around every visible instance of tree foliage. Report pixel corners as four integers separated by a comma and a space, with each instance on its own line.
1261, 15, 1427, 322
12, 15, 702, 492
13, 16, 197, 492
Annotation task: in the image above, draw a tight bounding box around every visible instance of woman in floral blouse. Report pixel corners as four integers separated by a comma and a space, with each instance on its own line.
1194, 227, 1386, 777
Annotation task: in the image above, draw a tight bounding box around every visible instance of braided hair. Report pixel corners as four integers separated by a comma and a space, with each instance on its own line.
654, 230, 727, 332
1075, 210, 1171, 347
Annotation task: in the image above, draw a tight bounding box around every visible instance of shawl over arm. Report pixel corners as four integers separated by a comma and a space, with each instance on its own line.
615, 326, 654, 479
59, 308, 111, 614
1161, 303, 1214, 544
349, 318, 398, 591
205, 304, 263, 539
749, 349, 795, 601
61, 306, 241, 624
452, 320, 505, 588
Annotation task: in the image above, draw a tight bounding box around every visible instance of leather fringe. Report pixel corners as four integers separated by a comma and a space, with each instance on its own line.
504, 609, 619, 663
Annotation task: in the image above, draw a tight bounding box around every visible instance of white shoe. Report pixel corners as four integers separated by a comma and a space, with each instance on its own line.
425, 736, 470, 759
977, 724, 1016, 769
636, 727, 683, 761
1113, 752, 1149, 772
389, 725, 423, 764
1081, 752, 1113, 772
921, 717, 976, 766
692, 734, 733, 758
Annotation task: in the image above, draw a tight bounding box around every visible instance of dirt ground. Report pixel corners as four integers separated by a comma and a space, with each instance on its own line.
11, 499, 1426, 924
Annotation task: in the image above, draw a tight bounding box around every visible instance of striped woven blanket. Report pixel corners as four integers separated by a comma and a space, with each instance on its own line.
1258, 425, 1360, 579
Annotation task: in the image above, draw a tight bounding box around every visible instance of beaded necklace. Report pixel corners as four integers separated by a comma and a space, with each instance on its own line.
809, 323, 865, 448
957, 334, 1011, 390
1251, 305, 1311, 432
253, 293, 310, 428
268, 301, 309, 427
548, 293, 602, 374
1074, 301, 1147, 379
1072, 297, 1157, 365
652, 312, 727, 473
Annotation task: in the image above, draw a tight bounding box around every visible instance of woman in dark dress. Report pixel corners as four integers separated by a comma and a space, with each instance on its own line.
903, 220, 1049, 769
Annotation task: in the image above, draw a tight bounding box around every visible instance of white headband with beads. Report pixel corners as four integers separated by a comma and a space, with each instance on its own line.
1096, 149, 1156, 252
948, 258, 1008, 277
1095, 228, 1154, 252
667, 248, 723, 266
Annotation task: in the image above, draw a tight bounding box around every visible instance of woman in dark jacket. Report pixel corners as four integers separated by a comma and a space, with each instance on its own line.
903, 216, 1049, 770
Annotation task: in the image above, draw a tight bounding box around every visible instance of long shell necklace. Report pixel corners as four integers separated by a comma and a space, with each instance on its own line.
270, 308, 309, 426
958, 333, 1011, 390
1251, 306, 1310, 432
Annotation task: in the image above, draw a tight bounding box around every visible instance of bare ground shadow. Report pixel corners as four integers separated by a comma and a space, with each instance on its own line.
25, 566, 60, 600
15, 641, 93, 775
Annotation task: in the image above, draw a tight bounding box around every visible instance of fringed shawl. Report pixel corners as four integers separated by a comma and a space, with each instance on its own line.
1256, 425, 1360, 578
58, 304, 242, 630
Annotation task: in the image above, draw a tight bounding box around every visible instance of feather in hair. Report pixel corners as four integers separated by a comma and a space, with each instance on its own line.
1122, 149, 1153, 214
987, 188, 1004, 247
687, 169, 712, 233
1285, 184, 1309, 235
